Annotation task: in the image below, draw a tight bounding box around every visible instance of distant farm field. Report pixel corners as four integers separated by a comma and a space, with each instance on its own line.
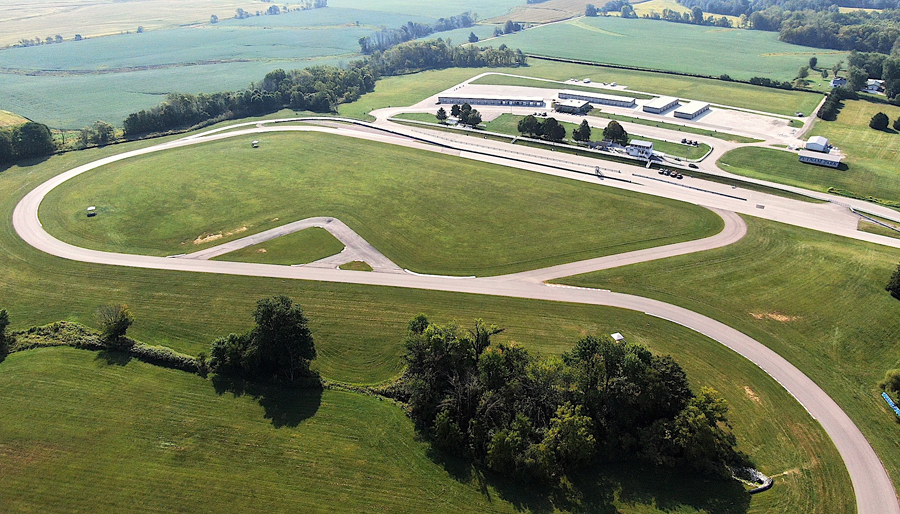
718, 100, 900, 204
492, 16, 847, 84
0, 109, 27, 128
40, 131, 722, 275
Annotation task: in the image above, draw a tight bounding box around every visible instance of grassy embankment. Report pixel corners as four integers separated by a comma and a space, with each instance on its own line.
40, 131, 722, 276
0, 126, 852, 512
556, 215, 900, 502
493, 15, 846, 86
0, 344, 847, 513
718, 100, 900, 205
212, 227, 345, 265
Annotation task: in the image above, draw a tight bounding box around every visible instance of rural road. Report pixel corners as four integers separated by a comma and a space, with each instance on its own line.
12, 120, 900, 514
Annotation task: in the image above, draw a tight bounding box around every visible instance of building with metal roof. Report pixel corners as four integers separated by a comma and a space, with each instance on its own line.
642, 96, 679, 114
437, 94, 545, 107
558, 90, 636, 108
674, 102, 710, 120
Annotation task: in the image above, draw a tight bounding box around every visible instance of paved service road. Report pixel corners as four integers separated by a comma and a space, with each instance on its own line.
12, 121, 899, 514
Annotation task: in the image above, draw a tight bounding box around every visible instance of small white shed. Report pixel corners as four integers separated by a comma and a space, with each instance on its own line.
611, 332, 625, 343
805, 136, 829, 153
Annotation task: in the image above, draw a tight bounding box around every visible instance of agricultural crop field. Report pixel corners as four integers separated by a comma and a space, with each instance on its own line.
0, 109, 26, 128
718, 100, 900, 205
492, 16, 847, 84
40, 131, 722, 275
557, 215, 900, 500
0, 0, 522, 129
469, 64, 823, 116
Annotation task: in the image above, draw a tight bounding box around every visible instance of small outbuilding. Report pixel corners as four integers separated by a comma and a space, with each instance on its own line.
611, 332, 625, 343
251, 140, 260, 148
805, 136, 829, 153
86, 206, 97, 218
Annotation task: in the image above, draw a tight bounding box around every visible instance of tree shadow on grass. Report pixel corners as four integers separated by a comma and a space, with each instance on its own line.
96, 349, 132, 366
211, 374, 322, 428
426, 446, 751, 514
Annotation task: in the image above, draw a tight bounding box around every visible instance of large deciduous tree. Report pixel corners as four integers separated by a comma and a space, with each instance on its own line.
870, 112, 889, 130
603, 120, 628, 145
96, 304, 134, 348
573, 120, 591, 142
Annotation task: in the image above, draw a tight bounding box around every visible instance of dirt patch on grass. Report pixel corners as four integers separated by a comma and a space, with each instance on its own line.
0, 443, 65, 469
192, 226, 248, 245
257, 248, 267, 253
750, 312, 800, 322
744, 386, 761, 404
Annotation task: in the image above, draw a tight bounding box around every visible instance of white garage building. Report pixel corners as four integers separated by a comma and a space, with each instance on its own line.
674, 102, 710, 120
642, 96, 679, 114
558, 90, 637, 108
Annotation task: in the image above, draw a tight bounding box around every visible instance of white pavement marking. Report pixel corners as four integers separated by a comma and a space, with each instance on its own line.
12, 119, 899, 514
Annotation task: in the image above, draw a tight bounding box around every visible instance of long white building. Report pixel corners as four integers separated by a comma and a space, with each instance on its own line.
558, 90, 637, 108
437, 94, 545, 107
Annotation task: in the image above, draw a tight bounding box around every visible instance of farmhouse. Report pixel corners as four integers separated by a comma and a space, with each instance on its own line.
554, 99, 591, 114
830, 77, 847, 88
437, 94, 544, 107
642, 96, 679, 114
674, 102, 710, 120
558, 90, 637, 108
863, 79, 885, 94
626, 140, 653, 159
805, 136, 830, 153
799, 149, 842, 168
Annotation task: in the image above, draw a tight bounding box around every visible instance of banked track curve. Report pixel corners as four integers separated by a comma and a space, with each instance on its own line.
12, 121, 899, 514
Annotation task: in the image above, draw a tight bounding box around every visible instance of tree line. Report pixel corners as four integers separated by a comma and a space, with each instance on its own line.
358, 12, 476, 54
123, 39, 526, 137
393, 315, 748, 483
0, 122, 55, 166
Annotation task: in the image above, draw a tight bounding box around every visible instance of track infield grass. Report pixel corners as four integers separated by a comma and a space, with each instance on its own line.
718, 100, 900, 205
556, 215, 900, 504
211, 227, 344, 265
39, 131, 723, 276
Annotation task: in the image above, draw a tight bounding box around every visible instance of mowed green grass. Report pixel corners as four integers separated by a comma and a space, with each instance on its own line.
495, 16, 847, 84
483, 113, 711, 159
212, 227, 344, 265
40, 131, 723, 276
0, 109, 27, 128
0, 120, 854, 512
0, 345, 848, 513
718, 101, 900, 203
471, 67, 822, 117
556, 215, 900, 500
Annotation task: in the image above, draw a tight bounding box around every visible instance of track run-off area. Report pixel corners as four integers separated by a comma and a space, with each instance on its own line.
12, 118, 900, 514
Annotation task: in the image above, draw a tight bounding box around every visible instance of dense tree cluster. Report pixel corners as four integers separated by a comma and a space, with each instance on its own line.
517, 114, 567, 141
209, 296, 317, 383
603, 120, 629, 145
642, 6, 735, 27
397, 316, 747, 482
817, 84, 858, 119
748, 76, 795, 89
79, 121, 115, 147
359, 12, 476, 53
0, 121, 55, 165
449, 103, 483, 126
124, 40, 526, 136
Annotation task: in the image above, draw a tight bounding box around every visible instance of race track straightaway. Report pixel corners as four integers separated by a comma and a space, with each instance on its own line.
11, 121, 899, 514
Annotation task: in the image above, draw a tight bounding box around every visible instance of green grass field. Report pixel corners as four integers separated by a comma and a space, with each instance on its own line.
495, 16, 847, 84
0, 116, 858, 513
211, 227, 344, 265
719, 99, 900, 205
556, 215, 900, 502
0, 346, 849, 513
482, 113, 711, 159
40, 131, 722, 276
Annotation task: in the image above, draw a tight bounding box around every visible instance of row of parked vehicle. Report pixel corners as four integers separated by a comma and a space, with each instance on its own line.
659, 168, 684, 179
680, 138, 700, 147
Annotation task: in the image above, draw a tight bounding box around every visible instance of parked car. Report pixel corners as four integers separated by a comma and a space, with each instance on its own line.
688, 163, 698, 169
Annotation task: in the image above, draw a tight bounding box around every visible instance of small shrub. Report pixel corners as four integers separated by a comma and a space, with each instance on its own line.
880, 369, 900, 399
893, 116, 900, 131
886, 262, 900, 299
870, 112, 889, 130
